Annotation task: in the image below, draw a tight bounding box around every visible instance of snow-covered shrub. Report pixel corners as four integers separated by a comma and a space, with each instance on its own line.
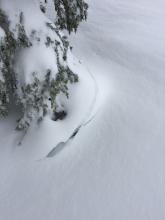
0, 0, 88, 130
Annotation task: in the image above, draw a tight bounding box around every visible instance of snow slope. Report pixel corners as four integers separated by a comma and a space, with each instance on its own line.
1, 0, 165, 219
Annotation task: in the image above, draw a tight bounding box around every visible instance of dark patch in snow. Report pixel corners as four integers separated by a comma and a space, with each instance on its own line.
45, 113, 97, 158
46, 126, 81, 158
39, 67, 99, 160
46, 142, 66, 157
69, 126, 81, 139
52, 110, 67, 121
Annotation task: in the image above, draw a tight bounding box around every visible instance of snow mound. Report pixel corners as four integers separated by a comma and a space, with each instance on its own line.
0, 55, 98, 160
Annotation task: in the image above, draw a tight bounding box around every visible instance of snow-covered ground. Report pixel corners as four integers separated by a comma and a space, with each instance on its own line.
1, 0, 165, 219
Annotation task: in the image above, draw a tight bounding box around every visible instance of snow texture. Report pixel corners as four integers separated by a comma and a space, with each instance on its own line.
1, 0, 165, 219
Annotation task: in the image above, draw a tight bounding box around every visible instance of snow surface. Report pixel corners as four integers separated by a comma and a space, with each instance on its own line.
14, 45, 58, 84
1, 0, 165, 219
1, 0, 67, 85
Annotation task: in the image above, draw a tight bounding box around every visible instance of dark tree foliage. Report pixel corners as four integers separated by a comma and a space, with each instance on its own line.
54, 0, 88, 33
0, 0, 88, 131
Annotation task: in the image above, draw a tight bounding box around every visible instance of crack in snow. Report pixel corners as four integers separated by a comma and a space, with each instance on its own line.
41, 67, 99, 160
46, 113, 97, 158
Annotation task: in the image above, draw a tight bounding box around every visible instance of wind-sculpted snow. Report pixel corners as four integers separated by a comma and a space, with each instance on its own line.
1, 0, 165, 220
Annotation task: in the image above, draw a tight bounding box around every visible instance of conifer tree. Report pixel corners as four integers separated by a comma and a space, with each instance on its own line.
0, 0, 88, 130
54, 0, 88, 33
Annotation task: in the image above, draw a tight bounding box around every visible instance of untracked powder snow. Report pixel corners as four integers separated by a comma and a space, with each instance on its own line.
0, 0, 165, 219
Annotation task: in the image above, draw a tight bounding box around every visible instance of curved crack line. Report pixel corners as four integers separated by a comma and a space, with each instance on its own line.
46, 112, 97, 158
38, 65, 99, 160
